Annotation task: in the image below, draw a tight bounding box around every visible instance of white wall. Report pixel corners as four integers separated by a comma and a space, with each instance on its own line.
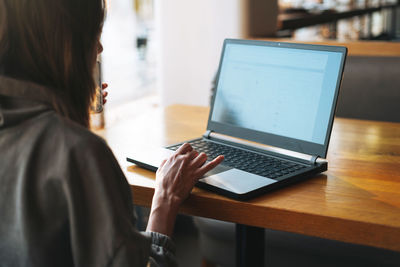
156, 0, 249, 107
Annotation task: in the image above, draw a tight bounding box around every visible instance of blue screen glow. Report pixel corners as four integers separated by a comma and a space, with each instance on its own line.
211, 43, 343, 145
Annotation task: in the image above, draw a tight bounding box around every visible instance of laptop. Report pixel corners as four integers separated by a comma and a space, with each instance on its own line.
127, 39, 347, 200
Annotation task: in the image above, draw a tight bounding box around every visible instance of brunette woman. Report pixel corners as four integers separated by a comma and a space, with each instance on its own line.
0, 0, 223, 266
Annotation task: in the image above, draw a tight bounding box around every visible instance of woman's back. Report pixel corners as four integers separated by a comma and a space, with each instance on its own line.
0, 76, 153, 266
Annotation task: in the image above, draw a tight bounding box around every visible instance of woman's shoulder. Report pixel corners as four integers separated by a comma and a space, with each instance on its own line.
29, 111, 111, 161
38, 111, 123, 183
46, 111, 108, 153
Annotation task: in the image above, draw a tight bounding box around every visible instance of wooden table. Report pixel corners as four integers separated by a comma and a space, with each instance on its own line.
96, 104, 400, 265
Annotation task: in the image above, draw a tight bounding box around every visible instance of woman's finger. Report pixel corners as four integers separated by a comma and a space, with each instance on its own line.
102, 83, 108, 89
175, 143, 192, 155
102, 86, 108, 105
190, 152, 207, 168
195, 155, 224, 178
189, 150, 199, 160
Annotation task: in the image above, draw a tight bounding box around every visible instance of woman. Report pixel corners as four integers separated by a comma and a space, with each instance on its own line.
0, 0, 223, 266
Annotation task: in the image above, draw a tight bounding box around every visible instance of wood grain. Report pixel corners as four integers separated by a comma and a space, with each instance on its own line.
97, 105, 400, 252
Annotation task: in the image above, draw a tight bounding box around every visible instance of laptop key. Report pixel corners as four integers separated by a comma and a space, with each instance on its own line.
166, 139, 307, 180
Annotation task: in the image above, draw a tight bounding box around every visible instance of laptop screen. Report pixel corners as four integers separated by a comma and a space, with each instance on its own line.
210, 40, 345, 154
209, 39, 347, 158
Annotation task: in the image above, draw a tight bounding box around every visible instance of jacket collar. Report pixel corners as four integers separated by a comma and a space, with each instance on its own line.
0, 75, 58, 107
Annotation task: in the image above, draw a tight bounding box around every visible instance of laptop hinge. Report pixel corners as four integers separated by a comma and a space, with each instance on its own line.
206, 132, 324, 165
203, 130, 213, 139
310, 155, 319, 165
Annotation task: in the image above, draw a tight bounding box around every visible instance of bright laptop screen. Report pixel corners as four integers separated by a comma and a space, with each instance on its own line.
211, 42, 343, 145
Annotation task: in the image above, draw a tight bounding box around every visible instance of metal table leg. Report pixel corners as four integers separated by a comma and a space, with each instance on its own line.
236, 224, 265, 267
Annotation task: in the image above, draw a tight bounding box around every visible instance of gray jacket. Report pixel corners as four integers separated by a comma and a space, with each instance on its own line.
0, 76, 177, 267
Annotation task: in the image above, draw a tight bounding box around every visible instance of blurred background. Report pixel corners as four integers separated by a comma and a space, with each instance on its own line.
101, 0, 156, 108
101, 0, 399, 110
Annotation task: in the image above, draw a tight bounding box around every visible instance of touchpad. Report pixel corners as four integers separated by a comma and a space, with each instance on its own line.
199, 168, 277, 194
204, 164, 232, 177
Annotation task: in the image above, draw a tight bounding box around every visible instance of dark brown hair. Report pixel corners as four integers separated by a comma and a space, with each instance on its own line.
0, 0, 105, 127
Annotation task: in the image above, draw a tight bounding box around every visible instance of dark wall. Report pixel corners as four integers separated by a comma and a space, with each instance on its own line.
336, 56, 400, 122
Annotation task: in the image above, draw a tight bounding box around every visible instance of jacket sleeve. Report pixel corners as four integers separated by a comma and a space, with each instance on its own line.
107, 232, 177, 267
63, 133, 178, 267
143, 232, 178, 267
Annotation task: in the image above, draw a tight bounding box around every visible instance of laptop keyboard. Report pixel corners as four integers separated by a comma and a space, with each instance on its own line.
167, 139, 307, 179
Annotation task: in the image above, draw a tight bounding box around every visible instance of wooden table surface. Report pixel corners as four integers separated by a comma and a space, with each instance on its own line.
96, 104, 400, 252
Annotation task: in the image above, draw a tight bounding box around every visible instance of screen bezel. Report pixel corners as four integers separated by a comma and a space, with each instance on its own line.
207, 39, 347, 158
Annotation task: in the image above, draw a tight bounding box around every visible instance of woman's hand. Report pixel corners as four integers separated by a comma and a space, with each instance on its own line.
155, 143, 224, 206
146, 143, 224, 236
102, 83, 108, 105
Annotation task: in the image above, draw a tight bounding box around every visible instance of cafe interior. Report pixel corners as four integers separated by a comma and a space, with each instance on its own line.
95, 0, 400, 266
